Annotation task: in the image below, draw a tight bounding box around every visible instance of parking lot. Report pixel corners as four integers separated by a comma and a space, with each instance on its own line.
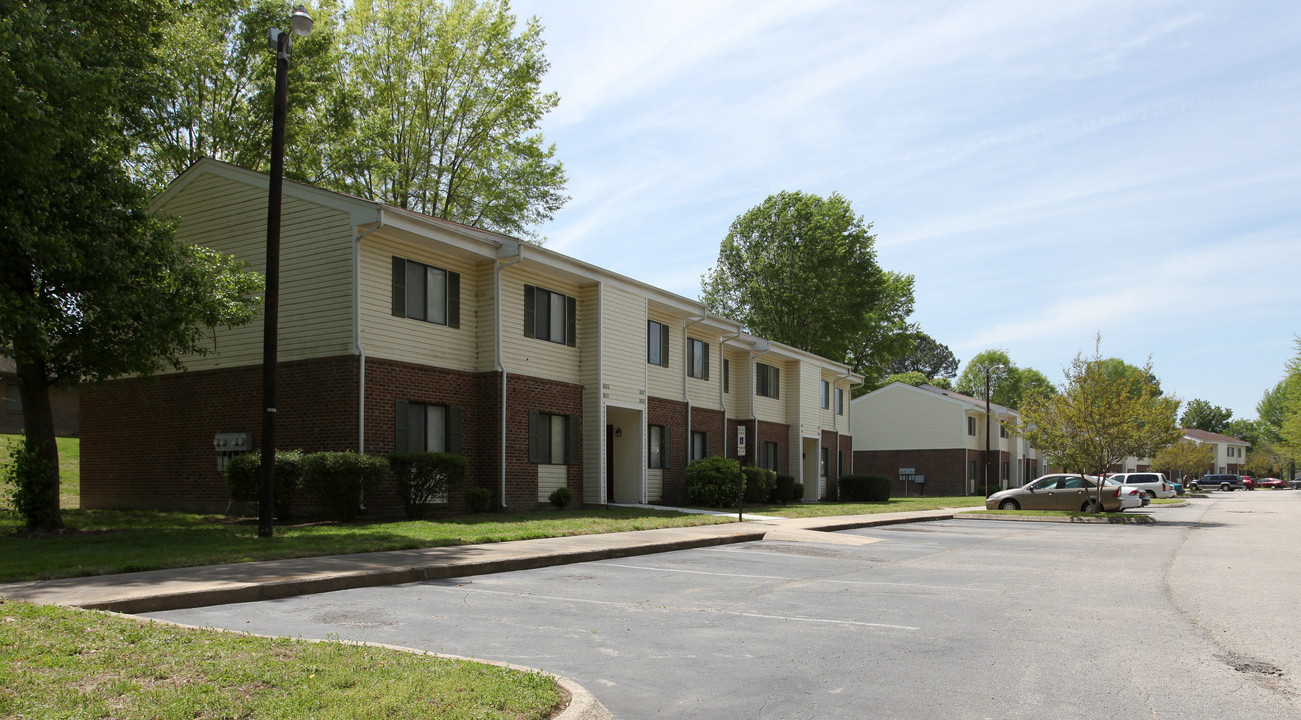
149, 492, 1301, 719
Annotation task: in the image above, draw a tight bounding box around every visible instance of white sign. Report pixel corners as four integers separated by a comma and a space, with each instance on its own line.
899, 467, 915, 475
737, 425, 747, 451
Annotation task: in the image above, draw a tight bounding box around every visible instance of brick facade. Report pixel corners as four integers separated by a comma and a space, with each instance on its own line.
506, 373, 584, 510
81, 355, 359, 512
648, 397, 687, 504
685, 406, 726, 503
852, 448, 971, 497
757, 420, 790, 476
727, 418, 756, 466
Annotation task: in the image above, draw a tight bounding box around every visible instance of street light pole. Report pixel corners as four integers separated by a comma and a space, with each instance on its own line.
983, 363, 1006, 498
259, 6, 312, 539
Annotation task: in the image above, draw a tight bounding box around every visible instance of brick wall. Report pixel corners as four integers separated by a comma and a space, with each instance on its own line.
506, 373, 584, 510
727, 418, 755, 466
648, 397, 687, 503
852, 448, 970, 497
684, 406, 725, 504
757, 420, 790, 475
81, 356, 359, 512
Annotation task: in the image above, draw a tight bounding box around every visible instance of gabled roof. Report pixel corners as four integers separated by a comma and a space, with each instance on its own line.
917, 384, 1016, 416
852, 380, 1018, 417
1182, 428, 1250, 446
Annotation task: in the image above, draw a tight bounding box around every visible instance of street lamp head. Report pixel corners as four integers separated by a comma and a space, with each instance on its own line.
291, 5, 314, 37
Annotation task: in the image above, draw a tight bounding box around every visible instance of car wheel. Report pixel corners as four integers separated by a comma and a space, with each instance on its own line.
998, 499, 1019, 511
1221, 483, 1231, 491
1144, 490, 1156, 498
1190, 483, 1200, 492
1082, 499, 1102, 513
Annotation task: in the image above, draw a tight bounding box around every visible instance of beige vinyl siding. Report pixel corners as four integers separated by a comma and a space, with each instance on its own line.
501, 266, 582, 385
581, 284, 605, 505
358, 234, 482, 372
163, 173, 354, 372
647, 469, 663, 503
852, 385, 965, 451
797, 361, 821, 439
647, 310, 679, 401
537, 465, 568, 504
753, 358, 788, 425
722, 347, 750, 419
601, 287, 649, 409
685, 332, 722, 410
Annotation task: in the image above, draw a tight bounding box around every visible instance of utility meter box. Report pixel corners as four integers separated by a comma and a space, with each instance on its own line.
213, 432, 252, 472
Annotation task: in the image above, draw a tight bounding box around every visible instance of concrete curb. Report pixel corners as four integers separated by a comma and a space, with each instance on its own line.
130, 612, 614, 720
954, 512, 1158, 524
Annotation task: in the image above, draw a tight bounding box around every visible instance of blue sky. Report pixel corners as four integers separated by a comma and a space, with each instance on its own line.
510, 0, 1301, 423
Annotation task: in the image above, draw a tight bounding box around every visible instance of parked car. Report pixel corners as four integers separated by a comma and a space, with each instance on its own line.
1189, 474, 1245, 492
1242, 476, 1255, 490
986, 474, 1144, 512
1166, 478, 1185, 495
1256, 477, 1287, 489
1104, 472, 1176, 499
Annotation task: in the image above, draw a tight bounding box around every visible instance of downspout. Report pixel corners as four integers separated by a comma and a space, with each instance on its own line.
718, 332, 743, 459
353, 224, 382, 455
835, 371, 861, 478
495, 243, 523, 509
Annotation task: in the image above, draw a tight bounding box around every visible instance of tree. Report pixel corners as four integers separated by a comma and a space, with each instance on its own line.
1018, 340, 1182, 510
136, 0, 348, 192
954, 350, 1019, 407
330, 0, 567, 238
882, 372, 929, 387
1243, 440, 1287, 479
1018, 367, 1056, 405
0, 0, 264, 530
1225, 418, 1264, 446
885, 331, 958, 379
1277, 339, 1301, 463
1181, 398, 1233, 434
1151, 440, 1215, 480
701, 190, 916, 375
1098, 357, 1164, 397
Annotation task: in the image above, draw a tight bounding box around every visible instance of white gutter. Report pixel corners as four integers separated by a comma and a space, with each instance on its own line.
718, 332, 743, 459
494, 242, 524, 509
353, 224, 382, 454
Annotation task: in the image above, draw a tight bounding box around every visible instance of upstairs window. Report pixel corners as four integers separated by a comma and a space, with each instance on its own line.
967, 416, 976, 436
835, 387, 844, 415
756, 363, 780, 399
688, 338, 709, 379
524, 285, 576, 346
648, 320, 669, 367
821, 380, 830, 409
392, 257, 460, 327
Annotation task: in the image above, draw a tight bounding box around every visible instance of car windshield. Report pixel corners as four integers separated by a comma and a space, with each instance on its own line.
1103, 478, 1123, 486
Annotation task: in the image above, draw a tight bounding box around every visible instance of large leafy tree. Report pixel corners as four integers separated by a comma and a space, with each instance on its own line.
954, 349, 1019, 407
1, 0, 263, 530
331, 0, 567, 237
885, 331, 958, 380
701, 190, 915, 377
1018, 340, 1182, 509
1181, 398, 1233, 434
135, 0, 347, 191
1277, 339, 1301, 463
1151, 440, 1216, 480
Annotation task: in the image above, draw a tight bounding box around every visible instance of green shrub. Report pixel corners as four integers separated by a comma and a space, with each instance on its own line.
388, 452, 468, 518
742, 466, 776, 504
548, 486, 573, 509
224, 450, 304, 519
774, 474, 796, 504
466, 487, 492, 513
3, 438, 56, 529
791, 482, 804, 502
300, 452, 389, 522
685, 456, 742, 507
838, 474, 892, 502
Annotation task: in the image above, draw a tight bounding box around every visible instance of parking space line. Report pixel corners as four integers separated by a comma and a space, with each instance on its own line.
601, 561, 995, 594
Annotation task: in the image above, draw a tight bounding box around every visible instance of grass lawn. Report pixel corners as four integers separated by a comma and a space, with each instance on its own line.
0, 600, 561, 720
0, 433, 80, 509
742, 495, 983, 518
0, 507, 737, 583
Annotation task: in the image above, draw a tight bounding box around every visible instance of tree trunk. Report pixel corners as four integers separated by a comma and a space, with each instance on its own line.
14, 353, 63, 531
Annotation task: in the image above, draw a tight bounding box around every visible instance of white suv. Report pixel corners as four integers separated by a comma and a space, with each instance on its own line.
1105, 472, 1176, 499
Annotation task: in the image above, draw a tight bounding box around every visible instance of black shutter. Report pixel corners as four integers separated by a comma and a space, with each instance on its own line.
756, 364, 764, 396
723, 358, 729, 392
566, 295, 577, 347
773, 367, 780, 399
447, 271, 460, 329
395, 399, 409, 452
660, 324, 669, 367
447, 404, 462, 455
567, 415, 580, 464
704, 432, 711, 458
702, 342, 710, 380
523, 285, 536, 338
663, 426, 672, 468
528, 410, 540, 463
391, 257, 406, 317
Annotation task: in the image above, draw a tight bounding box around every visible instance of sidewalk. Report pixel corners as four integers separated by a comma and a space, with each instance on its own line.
0, 508, 966, 614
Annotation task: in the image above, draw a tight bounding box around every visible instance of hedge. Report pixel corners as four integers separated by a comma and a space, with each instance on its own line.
388, 452, 468, 518
223, 450, 304, 519
837, 474, 891, 502
301, 452, 389, 522
685, 456, 742, 507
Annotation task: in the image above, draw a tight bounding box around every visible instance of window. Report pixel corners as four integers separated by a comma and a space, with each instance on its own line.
394, 400, 462, 454
649, 425, 670, 469
967, 416, 976, 436
970, 460, 979, 480
687, 338, 709, 379
528, 410, 578, 464
760, 441, 780, 472
999, 424, 1008, 438
648, 320, 669, 366
691, 431, 711, 461
524, 284, 576, 346
835, 387, 844, 415
821, 447, 829, 477
838, 450, 845, 477
1002, 461, 1009, 480
821, 380, 830, 409
4, 383, 20, 413
392, 257, 460, 327
756, 363, 780, 399
723, 359, 730, 393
